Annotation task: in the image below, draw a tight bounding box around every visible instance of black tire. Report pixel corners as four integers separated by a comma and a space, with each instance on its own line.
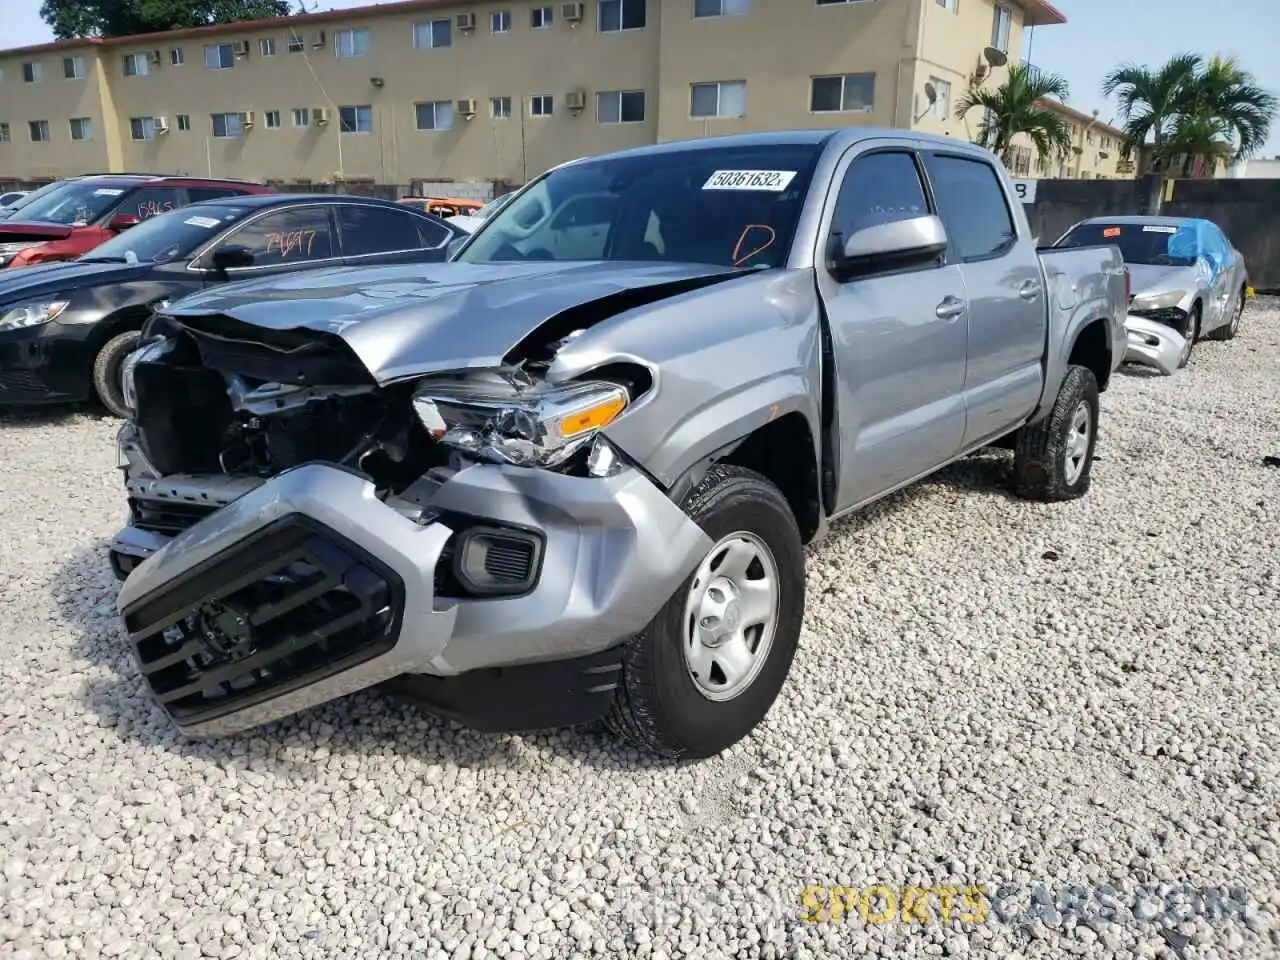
1177, 303, 1202, 368
1012, 365, 1100, 503
607, 464, 805, 759
91, 330, 141, 419
1208, 288, 1246, 341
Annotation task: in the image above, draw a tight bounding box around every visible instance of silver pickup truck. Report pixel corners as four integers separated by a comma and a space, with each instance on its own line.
110, 130, 1127, 759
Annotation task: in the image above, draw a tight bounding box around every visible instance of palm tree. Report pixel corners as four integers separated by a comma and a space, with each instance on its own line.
1176, 56, 1278, 162
956, 64, 1075, 168
1103, 54, 1278, 176
1102, 53, 1202, 167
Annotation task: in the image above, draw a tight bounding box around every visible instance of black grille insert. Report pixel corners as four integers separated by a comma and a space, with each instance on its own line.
121, 514, 405, 726
129, 497, 220, 537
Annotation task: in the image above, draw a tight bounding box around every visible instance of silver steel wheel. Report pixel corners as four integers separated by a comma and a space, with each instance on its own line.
1063, 401, 1091, 486
682, 531, 780, 702
1179, 327, 1194, 366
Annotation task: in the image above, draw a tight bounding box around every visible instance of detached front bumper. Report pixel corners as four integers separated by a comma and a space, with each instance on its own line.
112, 459, 711, 738
1124, 315, 1185, 376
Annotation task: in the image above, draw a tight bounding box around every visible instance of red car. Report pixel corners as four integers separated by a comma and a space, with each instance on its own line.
0, 175, 273, 269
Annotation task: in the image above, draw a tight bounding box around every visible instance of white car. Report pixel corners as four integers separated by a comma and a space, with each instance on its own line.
0, 190, 29, 209
447, 192, 516, 234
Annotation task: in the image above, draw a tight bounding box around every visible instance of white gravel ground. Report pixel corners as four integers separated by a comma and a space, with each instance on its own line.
1, 300, 1278, 960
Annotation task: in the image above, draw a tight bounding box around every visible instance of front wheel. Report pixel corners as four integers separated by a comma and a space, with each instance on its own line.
607, 464, 805, 759
91, 330, 141, 418
1011, 365, 1100, 502
1178, 303, 1202, 368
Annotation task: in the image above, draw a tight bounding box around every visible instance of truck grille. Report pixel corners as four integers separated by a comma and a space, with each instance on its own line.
128, 497, 220, 537
120, 514, 404, 727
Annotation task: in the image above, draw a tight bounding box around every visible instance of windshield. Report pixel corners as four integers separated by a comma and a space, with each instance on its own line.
15, 181, 134, 226
82, 205, 247, 263
2, 180, 70, 216
1056, 222, 1197, 267
458, 143, 823, 268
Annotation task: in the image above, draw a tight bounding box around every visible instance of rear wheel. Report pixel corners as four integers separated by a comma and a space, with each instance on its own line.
1209, 288, 1246, 341
1178, 303, 1202, 368
607, 464, 805, 759
91, 330, 140, 419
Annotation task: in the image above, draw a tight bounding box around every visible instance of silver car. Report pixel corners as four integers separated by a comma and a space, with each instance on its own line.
1054, 215, 1250, 371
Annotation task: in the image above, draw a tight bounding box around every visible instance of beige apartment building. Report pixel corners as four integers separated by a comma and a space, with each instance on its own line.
1007, 98, 1129, 180
0, 0, 1067, 186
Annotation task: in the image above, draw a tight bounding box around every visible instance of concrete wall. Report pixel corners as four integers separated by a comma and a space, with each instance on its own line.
1023, 177, 1280, 291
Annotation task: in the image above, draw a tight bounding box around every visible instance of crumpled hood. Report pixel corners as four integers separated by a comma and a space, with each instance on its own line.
1127, 262, 1203, 299
162, 259, 741, 383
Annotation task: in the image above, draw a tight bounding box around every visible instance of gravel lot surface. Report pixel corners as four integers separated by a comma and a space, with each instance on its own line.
1, 300, 1278, 960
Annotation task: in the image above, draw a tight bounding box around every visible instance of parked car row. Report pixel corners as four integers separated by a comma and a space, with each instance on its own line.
0, 183, 470, 414
1, 131, 1254, 762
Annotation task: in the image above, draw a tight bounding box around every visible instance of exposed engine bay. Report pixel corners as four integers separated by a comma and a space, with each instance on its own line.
120, 312, 644, 524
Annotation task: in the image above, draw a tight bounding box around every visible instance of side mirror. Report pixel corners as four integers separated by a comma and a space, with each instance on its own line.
110, 212, 141, 231
210, 245, 255, 272
833, 214, 948, 279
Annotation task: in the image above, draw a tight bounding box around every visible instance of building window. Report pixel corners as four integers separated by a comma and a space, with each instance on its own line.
927, 76, 951, 119
531, 6, 553, 28
63, 56, 86, 80
690, 80, 746, 118
491, 10, 512, 32
599, 0, 646, 31
597, 89, 645, 123
211, 113, 243, 138
339, 105, 374, 133
288, 33, 306, 53
415, 101, 454, 131
22, 62, 43, 84
694, 0, 749, 17
123, 53, 150, 77
260, 38, 277, 56
491, 96, 512, 119
991, 4, 1012, 52
292, 108, 310, 128
177, 114, 192, 131
810, 72, 875, 113
935, 0, 957, 10
29, 120, 51, 142
204, 44, 235, 70
170, 47, 185, 65
130, 117, 157, 140
413, 20, 452, 49
530, 94, 554, 117
264, 110, 282, 129
335, 28, 370, 58
0, 124, 10, 143
69, 117, 93, 141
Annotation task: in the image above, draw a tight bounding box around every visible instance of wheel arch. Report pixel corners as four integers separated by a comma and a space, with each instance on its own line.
1066, 317, 1113, 393
666, 411, 823, 545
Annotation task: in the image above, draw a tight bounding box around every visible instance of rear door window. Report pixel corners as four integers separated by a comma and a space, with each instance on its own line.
921, 154, 1017, 261
335, 204, 444, 256
187, 187, 251, 203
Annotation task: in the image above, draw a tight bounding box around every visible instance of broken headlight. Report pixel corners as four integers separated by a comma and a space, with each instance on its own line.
1129, 290, 1187, 312
120, 337, 173, 414
412, 371, 628, 469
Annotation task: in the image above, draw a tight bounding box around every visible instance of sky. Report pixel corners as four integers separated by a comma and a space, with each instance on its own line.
6, 0, 1279, 156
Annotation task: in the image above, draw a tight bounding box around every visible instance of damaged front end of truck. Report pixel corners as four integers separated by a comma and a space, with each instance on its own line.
107, 263, 758, 739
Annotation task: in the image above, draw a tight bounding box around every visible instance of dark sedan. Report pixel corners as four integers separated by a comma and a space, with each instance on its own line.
0, 193, 467, 416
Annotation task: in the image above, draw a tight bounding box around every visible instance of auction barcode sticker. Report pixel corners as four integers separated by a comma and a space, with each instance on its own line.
1142, 225, 1177, 233
703, 170, 797, 191
184, 216, 223, 228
